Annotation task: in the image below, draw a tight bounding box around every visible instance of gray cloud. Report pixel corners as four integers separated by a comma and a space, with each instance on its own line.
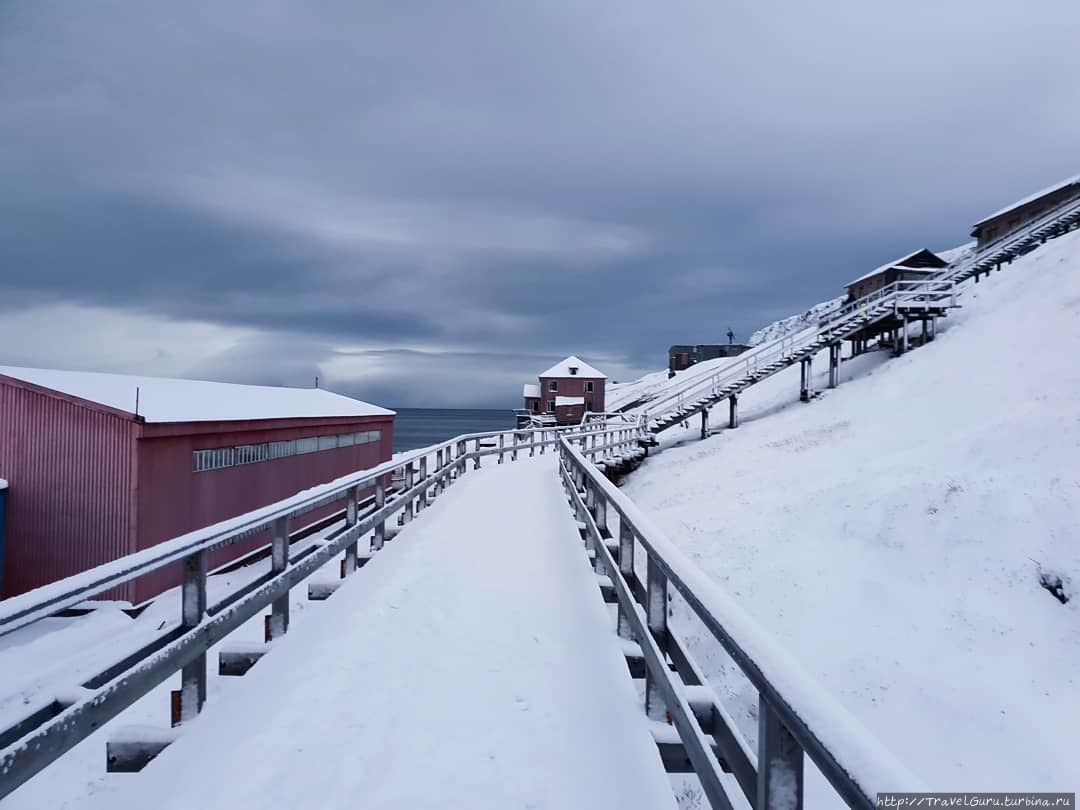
1, 0, 1078, 406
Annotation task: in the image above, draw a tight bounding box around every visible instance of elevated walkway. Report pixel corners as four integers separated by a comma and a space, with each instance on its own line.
641, 192, 1080, 436
84, 457, 677, 810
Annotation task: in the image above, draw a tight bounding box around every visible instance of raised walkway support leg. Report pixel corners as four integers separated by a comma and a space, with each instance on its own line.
800, 358, 812, 402
921, 317, 928, 345
828, 344, 839, 389
729, 394, 738, 429
700, 408, 709, 439
900, 316, 909, 355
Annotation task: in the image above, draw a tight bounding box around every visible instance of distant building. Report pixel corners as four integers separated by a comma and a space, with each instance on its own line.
668, 344, 749, 373
845, 249, 948, 302
0, 366, 394, 601
970, 174, 1080, 249
518, 356, 606, 425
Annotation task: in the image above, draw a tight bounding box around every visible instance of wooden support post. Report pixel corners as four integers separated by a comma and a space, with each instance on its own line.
900, 316, 909, 355
921, 317, 928, 345
700, 408, 708, 440
512, 432, 519, 462
799, 359, 811, 402
529, 430, 536, 457
177, 550, 207, 723
645, 560, 669, 721
929, 316, 936, 342
373, 478, 386, 550
343, 485, 359, 575
474, 439, 481, 469
729, 395, 738, 429
617, 521, 635, 639
757, 695, 805, 810
435, 449, 445, 494
498, 434, 505, 464
267, 517, 290, 641
828, 344, 839, 389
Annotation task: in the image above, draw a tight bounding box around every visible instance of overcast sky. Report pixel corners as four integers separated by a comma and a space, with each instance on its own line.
1, 1, 1077, 407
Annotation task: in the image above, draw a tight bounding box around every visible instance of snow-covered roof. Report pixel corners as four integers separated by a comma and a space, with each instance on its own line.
555, 396, 585, 407
522, 383, 540, 398
0, 366, 394, 424
539, 355, 606, 379
973, 173, 1080, 227
846, 250, 942, 286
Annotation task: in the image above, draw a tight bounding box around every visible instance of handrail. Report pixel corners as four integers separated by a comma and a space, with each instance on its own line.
641, 275, 959, 425
0, 420, 648, 800
0, 421, 611, 636
558, 437, 920, 809
960, 194, 1080, 262
630, 191, 1080, 432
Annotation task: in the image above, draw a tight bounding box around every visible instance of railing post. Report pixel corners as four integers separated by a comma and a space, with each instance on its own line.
512, 432, 519, 461
436, 448, 445, 493
645, 558, 669, 721
404, 463, 415, 523
592, 495, 608, 576
474, 439, 481, 470
268, 517, 290, 640
178, 549, 207, 723
617, 521, 635, 639
458, 440, 467, 475
373, 477, 386, 550
498, 433, 505, 464
757, 696, 805, 810
418, 457, 429, 512
530, 430, 536, 457
343, 485, 359, 575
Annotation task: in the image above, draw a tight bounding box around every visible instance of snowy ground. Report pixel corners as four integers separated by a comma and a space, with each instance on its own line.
3, 457, 675, 810
623, 229, 1080, 790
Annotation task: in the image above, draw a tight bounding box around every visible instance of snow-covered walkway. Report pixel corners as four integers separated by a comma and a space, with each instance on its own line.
90, 455, 675, 810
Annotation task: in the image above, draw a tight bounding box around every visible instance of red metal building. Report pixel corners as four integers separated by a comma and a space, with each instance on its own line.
0, 366, 394, 603
519, 356, 607, 425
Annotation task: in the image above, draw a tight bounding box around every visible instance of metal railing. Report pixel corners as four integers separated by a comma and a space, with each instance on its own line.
0, 420, 647, 800
954, 194, 1080, 272
557, 437, 918, 809
640, 276, 959, 427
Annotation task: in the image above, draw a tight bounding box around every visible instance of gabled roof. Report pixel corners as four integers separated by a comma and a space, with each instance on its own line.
973, 173, 1080, 229
846, 249, 946, 286
0, 366, 394, 424
539, 355, 606, 379
522, 383, 540, 398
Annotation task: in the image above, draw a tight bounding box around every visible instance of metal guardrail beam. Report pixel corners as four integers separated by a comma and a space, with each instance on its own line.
557, 436, 919, 809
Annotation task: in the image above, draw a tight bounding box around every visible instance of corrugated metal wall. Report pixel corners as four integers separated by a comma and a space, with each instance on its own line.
132, 415, 394, 603
0, 381, 136, 600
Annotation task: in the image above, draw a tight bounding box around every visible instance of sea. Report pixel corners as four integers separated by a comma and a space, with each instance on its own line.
391, 408, 516, 453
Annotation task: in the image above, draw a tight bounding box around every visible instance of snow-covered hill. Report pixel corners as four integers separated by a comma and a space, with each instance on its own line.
623, 229, 1080, 789
746, 296, 844, 347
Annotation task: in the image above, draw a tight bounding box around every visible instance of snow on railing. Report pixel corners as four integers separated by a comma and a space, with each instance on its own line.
956, 194, 1080, 267
641, 275, 962, 428
0, 420, 648, 801
558, 437, 921, 809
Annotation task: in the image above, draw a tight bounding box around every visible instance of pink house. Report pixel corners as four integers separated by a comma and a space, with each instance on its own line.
520, 356, 606, 426
0, 366, 394, 603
